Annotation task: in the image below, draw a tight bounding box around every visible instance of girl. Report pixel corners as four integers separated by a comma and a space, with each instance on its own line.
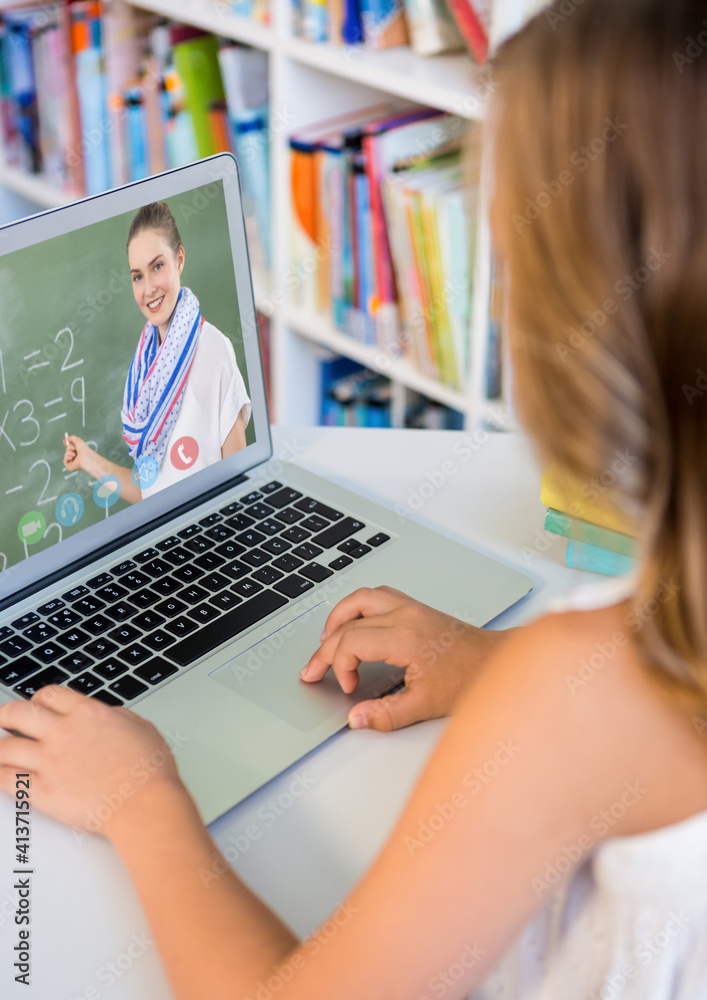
4, 1, 707, 997
63, 201, 252, 503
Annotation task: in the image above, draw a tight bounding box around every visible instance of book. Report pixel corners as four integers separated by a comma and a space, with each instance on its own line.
541, 465, 635, 536
565, 540, 637, 578
172, 30, 226, 159
544, 509, 638, 558
358, 0, 410, 48
441, 0, 490, 63
402, 0, 464, 55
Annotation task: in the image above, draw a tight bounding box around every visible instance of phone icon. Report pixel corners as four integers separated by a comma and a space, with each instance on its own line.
170, 436, 199, 471
178, 444, 192, 465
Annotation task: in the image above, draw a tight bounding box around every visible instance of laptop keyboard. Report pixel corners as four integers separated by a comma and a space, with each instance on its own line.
0, 482, 391, 707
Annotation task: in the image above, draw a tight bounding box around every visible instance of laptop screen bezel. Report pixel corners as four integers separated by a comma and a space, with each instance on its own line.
0, 153, 272, 609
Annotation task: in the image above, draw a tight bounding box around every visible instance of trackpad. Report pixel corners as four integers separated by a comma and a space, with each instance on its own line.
209, 602, 401, 732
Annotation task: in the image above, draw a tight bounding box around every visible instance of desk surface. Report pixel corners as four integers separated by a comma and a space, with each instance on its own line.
0, 427, 593, 1000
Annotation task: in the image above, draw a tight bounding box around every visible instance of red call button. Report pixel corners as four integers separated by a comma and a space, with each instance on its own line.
170, 436, 200, 470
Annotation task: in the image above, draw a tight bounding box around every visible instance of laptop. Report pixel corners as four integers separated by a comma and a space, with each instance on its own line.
0, 154, 532, 824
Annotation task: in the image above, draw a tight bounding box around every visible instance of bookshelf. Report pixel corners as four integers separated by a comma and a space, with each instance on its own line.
0, 0, 537, 428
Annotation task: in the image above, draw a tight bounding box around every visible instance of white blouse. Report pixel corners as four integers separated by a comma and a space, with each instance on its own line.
471, 576, 707, 1000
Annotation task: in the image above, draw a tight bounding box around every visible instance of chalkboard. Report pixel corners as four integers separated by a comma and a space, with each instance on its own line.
0, 182, 255, 574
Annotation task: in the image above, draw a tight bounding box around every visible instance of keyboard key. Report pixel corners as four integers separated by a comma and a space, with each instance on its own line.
83, 615, 113, 636
122, 571, 150, 591
108, 625, 141, 646
14, 666, 69, 699
294, 497, 344, 521
300, 515, 329, 533
0, 635, 31, 658
262, 536, 291, 556
177, 524, 201, 540
195, 552, 226, 571
91, 689, 123, 706
311, 517, 365, 549
60, 628, 90, 650
111, 560, 136, 576
109, 675, 149, 701
152, 576, 181, 597
173, 565, 204, 585
350, 545, 372, 558
0, 656, 43, 685
166, 590, 288, 667
252, 565, 284, 585
329, 555, 353, 570
118, 645, 151, 667
293, 543, 323, 561
280, 526, 309, 544
210, 591, 242, 611
68, 672, 103, 695
187, 604, 220, 625
47, 608, 83, 629
0, 626, 13, 643
242, 549, 271, 568
264, 487, 302, 509
301, 563, 334, 583
274, 575, 315, 599
87, 572, 113, 589
133, 610, 166, 631
135, 658, 179, 685
131, 589, 159, 610
164, 546, 191, 566
199, 512, 223, 527
200, 572, 229, 593
94, 659, 129, 681
219, 500, 244, 515
165, 617, 198, 639
96, 583, 129, 604
338, 538, 361, 554
33, 643, 64, 664
235, 529, 265, 548
155, 535, 180, 552
155, 598, 187, 619
275, 507, 304, 525
62, 586, 88, 602
24, 622, 58, 643
59, 651, 93, 674
74, 596, 106, 616
260, 480, 283, 494
144, 630, 175, 652
85, 638, 118, 660
214, 540, 245, 560
248, 502, 275, 520
272, 554, 304, 573
12, 612, 39, 630
204, 525, 231, 543
222, 561, 250, 581
142, 558, 172, 577
37, 598, 66, 616
106, 603, 135, 623
180, 585, 208, 606
226, 513, 255, 531
241, 490, 263, 504
134, 547, 159, 564
185, 536, 214, 555
231, 579, 264, 598
258, 518, 283, 536
367, 533, 390, 547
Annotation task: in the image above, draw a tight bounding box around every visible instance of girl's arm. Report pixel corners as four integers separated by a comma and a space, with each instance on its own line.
0, 609, 670, 1000
221, 411, 247, 458
63, 434, 142, 504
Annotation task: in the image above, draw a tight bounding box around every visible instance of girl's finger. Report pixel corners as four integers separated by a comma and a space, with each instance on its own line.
0, 735, 42, 773
320, 586, 411, 641
0, 696, 66, 740
304, 625, 408, 694
302, 611, 401, 682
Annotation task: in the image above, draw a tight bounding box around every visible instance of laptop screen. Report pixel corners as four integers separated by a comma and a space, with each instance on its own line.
0, 155, 272, 607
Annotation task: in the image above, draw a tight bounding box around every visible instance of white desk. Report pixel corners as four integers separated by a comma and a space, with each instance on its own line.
0, 427, 592, 1000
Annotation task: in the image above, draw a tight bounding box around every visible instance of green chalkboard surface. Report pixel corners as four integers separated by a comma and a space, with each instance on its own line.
0, 182, 254, 574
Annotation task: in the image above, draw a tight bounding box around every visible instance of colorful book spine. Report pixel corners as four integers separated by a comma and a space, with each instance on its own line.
172, 32, 226, 159
358, 0, 409, 48
565, 540, 637, 577
402, 0, 464, 55
544, 509, 638, 558
541, 465, 634, 536
441, 0, 490, 63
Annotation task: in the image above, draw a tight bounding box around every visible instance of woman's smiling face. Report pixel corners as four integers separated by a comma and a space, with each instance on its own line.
128, 228, 185, 339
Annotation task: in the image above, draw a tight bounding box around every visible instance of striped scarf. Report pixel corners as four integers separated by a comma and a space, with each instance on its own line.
121, 286, 203, 464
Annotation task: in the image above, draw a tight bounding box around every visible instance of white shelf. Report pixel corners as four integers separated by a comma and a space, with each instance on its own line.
285, 306, 471, 413
132, 0, 274, 49
0, 165, 74, 209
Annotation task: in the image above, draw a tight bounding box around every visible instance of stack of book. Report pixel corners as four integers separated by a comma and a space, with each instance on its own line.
541, 466, 638, 577
290, 105, 478, 390
292, 0, 490, 61
0, 3, 271, 271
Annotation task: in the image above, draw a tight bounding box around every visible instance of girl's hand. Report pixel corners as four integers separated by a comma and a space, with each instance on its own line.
63, 434, 91, 473
300, 586, 514, 731
0, 686, 187, 840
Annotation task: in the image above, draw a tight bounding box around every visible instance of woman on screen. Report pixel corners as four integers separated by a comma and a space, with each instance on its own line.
63, 200, 251, 503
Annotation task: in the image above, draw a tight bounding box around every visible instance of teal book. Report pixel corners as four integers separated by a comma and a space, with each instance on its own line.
565, 540, 637, 577
545, 508, 638, 558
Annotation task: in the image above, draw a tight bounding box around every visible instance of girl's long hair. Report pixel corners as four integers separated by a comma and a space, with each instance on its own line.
492, 0, 707, 707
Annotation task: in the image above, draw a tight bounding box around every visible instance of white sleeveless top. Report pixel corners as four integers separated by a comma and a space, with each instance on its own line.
470, 576, 707, 1000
